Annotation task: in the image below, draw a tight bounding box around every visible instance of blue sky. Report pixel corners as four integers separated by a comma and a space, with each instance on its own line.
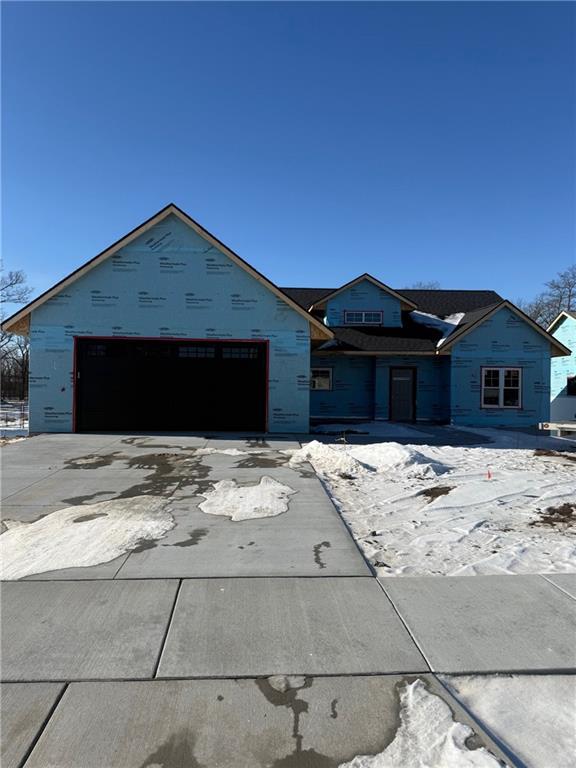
2, 1, 574, 309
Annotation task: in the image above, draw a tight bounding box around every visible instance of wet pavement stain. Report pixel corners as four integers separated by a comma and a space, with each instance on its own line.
72, 512, 108, 523
313, 541, 331, 569
121, 438, 190, 451
168, 528, 209, 548
63, 452, 124, 470
131, 538, 158, 553
255, 678, 335, 767
236, 453, 287, 470
62, 490, 116, 505
138, 729, 206, 768
116, 451, 212, 499
247, 438, 271, 449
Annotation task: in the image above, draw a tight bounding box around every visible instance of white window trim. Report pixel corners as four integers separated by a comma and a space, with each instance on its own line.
481, 367, 522, 409
310, 368, 333, 391
344, 310, 383, 325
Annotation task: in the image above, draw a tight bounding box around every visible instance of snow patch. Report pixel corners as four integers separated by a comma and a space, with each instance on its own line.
194, 447, 255, 457
338, 679, 500, 767
316, 438, 576, 576
411, 311, 465, 347
0, 496, 174, 580
199, 476, 295, 521
443, 674, 576, 768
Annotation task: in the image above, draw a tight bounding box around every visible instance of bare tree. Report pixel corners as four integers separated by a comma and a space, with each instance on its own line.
1, 269, 32, 399
519, 265, 576, 328
1, 270, 32, 305
408, 280, 441, 290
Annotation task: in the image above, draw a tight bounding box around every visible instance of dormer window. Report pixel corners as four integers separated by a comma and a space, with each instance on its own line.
344, 310, 383, 325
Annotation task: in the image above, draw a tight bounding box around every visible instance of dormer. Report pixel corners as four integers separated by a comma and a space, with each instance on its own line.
310, 274, 417, 328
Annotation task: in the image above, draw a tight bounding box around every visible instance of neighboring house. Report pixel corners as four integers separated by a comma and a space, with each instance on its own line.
548, 311, 576, 422
2, 204, 569, 434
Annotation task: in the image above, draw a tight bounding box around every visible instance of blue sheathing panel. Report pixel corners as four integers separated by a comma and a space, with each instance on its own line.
310, 355, 374, 419
29, 214, 311, 433
374, 356, 450, 422
310, 354, 449, 422
325, 280, 402, 327
550, 315, 576, 421
450, 307, 551, 427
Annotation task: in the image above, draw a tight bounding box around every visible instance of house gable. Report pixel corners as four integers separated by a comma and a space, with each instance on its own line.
440, 301, 570, 358
318, 276, 409, 328
2, 204, 332, 341
449, 305, 555, 426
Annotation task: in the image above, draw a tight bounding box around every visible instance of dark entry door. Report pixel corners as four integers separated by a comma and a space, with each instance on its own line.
75, 338, 267, 432
389, 367, 416, 422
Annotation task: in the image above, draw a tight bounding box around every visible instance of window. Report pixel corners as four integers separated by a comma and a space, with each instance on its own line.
310, 368, 332, 390
87, 343, 107, 357
344, 310, 383, 325
178, 346, 215, 358
481, 367, 521, 409
567, 376, 576, 397
222, 347, 259, 359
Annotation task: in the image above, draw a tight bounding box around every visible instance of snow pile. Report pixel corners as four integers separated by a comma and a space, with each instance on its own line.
199, 476, 296, 521
0, 496, 174, 580
287, 441, 367, 477
287, 441, 451, 479
347, 444, 452, 477
338, 679, 500, 768
411, 311, 465, 347
443, 675, 576, 768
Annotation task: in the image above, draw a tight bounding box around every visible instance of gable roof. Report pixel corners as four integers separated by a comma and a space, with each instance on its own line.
547, 310, 576, 334
439, 300, 570, 357
282, 286, 504, 316
308, 274, 418, 311
1, 204, 333, 340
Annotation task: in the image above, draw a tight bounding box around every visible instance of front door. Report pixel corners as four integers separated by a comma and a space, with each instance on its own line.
390, 367, 416, 422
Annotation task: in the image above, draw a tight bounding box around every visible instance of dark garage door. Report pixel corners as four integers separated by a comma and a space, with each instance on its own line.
75, 338, 267, 432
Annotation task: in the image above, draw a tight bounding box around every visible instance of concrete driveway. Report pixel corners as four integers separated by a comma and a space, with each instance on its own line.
2, 433, 574, 767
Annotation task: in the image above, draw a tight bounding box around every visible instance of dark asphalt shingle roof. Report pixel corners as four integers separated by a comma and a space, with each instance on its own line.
281, 287, 503, 315
397, 290, 503, 316
318, 314, 445, 354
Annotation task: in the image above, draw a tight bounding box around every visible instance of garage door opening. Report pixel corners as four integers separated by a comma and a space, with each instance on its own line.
74, 337, 268, 432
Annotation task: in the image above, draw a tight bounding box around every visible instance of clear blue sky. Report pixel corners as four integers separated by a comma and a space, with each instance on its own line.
2, 1, 574, 308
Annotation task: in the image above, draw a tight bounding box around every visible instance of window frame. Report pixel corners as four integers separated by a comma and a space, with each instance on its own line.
481, 366, 522, 409
310, 367, 333, 391
567, 376, 576, 397
343, 310, 383, 325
